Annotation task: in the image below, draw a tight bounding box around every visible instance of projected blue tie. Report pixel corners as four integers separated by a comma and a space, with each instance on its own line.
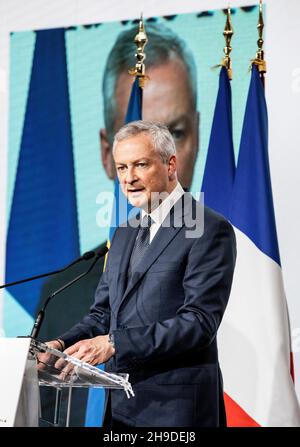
5, 29, 80, 317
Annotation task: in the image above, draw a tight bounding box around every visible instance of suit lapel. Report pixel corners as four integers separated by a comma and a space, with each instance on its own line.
121, 225, 181, 300
119, 194, 191, 307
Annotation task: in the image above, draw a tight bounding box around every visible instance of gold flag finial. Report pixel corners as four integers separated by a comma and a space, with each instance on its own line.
128, 14, 148, 88
252, 1, 267, 78
221, 7, 234, 80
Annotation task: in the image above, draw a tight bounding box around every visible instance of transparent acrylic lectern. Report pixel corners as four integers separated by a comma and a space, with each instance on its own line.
30, 338, 134, 427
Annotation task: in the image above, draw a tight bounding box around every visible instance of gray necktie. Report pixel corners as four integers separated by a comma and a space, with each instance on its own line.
128, 215, 153, 273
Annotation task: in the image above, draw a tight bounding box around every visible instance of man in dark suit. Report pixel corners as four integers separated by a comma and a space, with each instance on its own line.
37, 23, 199, 425
45, 121, 236, 427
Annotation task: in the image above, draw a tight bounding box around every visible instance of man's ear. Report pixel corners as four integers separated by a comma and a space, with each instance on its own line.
168, 155, 177, 180
100, 128, 116, 180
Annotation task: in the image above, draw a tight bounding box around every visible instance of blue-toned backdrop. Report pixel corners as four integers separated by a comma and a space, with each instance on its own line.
5, 6, 258, 335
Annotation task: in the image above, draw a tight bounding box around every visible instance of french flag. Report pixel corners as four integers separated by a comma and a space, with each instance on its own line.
218, 65, 300, 426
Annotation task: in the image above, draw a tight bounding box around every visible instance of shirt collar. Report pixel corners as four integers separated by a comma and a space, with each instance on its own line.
141, 182, 185, 226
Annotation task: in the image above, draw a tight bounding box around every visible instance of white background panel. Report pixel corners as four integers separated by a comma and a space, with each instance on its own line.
0, 0, 299, 402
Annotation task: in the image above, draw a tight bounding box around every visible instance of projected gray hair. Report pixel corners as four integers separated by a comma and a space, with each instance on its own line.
103, 23, 197, 142
113, 120, 176, 163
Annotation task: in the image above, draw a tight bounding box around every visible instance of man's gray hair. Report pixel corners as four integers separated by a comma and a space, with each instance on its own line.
113, 120, 176, 163
103, 23, 197, 142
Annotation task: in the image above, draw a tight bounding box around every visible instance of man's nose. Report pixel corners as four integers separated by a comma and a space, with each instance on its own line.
125, 167, 137, 184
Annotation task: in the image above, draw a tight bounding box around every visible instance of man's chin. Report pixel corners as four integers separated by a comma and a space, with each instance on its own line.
127, 193, 148, 210
128, 198, 148, 209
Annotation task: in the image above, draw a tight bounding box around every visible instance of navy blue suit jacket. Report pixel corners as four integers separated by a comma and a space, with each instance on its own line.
60, 194, 236, 427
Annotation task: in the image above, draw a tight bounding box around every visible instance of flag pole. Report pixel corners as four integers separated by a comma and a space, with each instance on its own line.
222, 7, 234, 80
128, 13, 148, 88
253, 0, 266, 86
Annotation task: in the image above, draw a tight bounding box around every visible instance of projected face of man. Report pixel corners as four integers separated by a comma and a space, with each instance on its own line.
100, 57, 199, 191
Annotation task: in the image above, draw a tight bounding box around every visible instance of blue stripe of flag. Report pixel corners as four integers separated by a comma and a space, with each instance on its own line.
125, 76, 143, 123
201, 67, 236, 219
109, 77, 142, 240
230, 65, 280, 265
5, 29, 80, 317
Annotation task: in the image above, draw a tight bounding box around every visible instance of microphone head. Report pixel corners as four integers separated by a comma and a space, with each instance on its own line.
98, 245, 109, 258
82, 251, 96, 260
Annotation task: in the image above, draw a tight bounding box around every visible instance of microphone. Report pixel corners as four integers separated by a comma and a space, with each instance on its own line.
30, 245, 109, 339
0, 250, 97, 289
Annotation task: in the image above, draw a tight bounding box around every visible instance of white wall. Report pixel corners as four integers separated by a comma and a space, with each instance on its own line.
267, 2, 300, 374
0, 0, 299, 397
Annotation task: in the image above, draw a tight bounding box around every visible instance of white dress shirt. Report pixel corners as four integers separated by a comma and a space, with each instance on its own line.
141, 182, 185, 243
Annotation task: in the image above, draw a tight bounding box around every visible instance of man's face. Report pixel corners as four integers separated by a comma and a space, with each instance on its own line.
113, 133, 177, 211
101, 57, 199, 190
